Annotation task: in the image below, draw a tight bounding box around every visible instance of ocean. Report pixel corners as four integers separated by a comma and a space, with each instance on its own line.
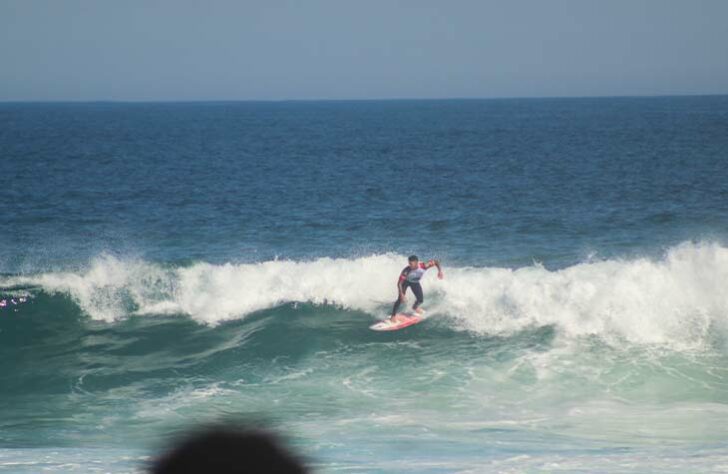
2, 96, 728, 473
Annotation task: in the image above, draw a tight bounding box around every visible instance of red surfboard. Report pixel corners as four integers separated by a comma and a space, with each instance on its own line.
369, 313, 423, 331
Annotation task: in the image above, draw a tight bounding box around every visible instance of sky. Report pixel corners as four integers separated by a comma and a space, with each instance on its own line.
1, 0, 727, 101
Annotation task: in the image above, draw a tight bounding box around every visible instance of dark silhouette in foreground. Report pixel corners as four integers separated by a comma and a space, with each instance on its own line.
151, 426, 308, 474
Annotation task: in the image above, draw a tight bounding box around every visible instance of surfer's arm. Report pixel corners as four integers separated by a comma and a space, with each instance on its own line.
427, 259, 444, 279
397, 273, 407, 299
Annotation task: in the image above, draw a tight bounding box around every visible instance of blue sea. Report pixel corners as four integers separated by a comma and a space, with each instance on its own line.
2, 96, 728, 473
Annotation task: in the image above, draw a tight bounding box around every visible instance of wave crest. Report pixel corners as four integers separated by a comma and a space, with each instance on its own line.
3, 242, 728, 349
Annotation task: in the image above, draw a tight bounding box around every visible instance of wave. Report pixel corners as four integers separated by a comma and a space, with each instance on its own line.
2, 242, 728, 349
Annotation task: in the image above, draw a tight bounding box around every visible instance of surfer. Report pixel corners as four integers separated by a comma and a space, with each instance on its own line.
390, 255, 443, 319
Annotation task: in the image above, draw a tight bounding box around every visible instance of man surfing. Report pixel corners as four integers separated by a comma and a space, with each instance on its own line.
390, 255, 443, 320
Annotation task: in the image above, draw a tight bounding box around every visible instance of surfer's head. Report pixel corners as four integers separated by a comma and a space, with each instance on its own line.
408, 255, 419, 269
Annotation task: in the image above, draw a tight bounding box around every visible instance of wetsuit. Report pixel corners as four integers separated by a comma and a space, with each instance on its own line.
391, 262, 428, 315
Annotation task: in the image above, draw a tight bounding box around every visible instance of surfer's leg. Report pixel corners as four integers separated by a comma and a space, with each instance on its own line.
411, 283, 424, 313
391, 298, 401, 317
391, 283, 409, 317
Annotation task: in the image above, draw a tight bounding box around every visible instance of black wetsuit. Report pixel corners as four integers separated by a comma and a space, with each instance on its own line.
391, 263, 427, 315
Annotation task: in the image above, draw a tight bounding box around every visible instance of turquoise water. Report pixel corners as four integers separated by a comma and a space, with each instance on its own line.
2, 97, 728, 472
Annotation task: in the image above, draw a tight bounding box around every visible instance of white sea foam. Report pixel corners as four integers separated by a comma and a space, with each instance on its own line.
4, 242, 728, 348
434, 241, 728, 347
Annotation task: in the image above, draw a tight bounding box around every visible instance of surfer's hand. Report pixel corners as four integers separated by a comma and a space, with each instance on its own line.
399, 293, 405, 302
437, 271, 444, 279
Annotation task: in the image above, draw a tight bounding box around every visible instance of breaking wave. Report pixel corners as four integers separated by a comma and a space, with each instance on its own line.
3, 241, 728, 349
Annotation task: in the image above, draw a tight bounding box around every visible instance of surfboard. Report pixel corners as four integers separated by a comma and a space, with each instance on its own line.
369, 313, 423, 331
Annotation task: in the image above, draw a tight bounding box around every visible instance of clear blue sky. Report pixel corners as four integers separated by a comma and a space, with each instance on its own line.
1, 0, 727, 101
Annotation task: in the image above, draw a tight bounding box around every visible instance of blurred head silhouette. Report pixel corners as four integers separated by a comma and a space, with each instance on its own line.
151, 425, 307, 474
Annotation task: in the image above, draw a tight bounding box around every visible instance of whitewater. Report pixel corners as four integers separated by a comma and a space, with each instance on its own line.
6, 241, 728, 349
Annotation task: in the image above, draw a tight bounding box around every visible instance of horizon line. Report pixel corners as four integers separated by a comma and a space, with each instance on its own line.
2, 92, 727, 105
